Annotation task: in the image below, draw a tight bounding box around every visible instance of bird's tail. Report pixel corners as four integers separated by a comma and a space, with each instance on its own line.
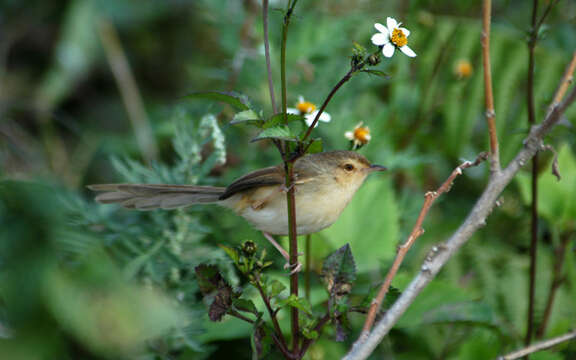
88, 184, 226, 210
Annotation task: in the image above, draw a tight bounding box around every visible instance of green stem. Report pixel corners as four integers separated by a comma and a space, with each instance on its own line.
305, 234, 311, 301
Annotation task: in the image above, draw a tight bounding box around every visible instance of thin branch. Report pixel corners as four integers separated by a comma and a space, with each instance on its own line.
551, 51, 576, 108
481, 0, 501, 173
305, 234, 311, 301
98, 19, 158, 163
357, 153, 488, 340
343, 82, 576, 360
497, 329, 576, 360
299, 313, 330, 357
536, 231, 574, 338
525, 0, 540, 347
228, 310, 255, 324
262, 0, 277, 114
254, 277, 289, 354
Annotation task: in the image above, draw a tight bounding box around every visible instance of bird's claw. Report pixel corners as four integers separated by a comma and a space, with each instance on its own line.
283, 261, 303, 275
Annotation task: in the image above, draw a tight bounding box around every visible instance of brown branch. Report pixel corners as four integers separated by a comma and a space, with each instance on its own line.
551, 51, 576, 108
357, 153, 488, 339
536, 231, 574, 338
262, 0, 277, 114
343, 81, 576, 360
498, 329, 576, 360
481, 0, 501, 173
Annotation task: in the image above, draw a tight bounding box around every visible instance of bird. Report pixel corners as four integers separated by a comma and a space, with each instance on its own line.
88, 150, 386, 272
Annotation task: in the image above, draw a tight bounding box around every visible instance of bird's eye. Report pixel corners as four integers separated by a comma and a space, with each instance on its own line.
343, 163, 355, 172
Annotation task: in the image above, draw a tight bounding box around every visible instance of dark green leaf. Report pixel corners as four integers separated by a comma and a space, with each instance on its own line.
384, 286, 402, 309
185, 91, 250, 111
306, 138, 323, 154
194, 264, 223, 295
361, 69, 389, 78
233, 298, 259, 316
321, 244, 357, 297
230, 110, 263, 127
194, 264, 238, 321
209, 286, 235, 322
263, 113, 304, 129
251, 125, 298, 143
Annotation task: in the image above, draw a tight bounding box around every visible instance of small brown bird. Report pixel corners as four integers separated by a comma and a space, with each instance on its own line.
89, 150, 386, 270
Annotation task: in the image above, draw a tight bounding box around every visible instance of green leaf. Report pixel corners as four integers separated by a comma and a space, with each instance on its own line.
276, 295, 312, 315
251, 125, 298, 143
321, 244, 357, 297
185, 91, 250, 111
230, 109, 263, 127
361, 69, 389, 78
268, 279, 287, 298
218, 244, 239, 264
263, 113, 304, 129
194, 264, 238, 321
306, 138, 323, 154
233, 298, 259, 316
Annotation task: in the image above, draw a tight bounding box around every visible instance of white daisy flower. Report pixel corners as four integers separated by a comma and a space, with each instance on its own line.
371, 17, 416, 58
345, 122, 371, 149
287, 96, 331, 127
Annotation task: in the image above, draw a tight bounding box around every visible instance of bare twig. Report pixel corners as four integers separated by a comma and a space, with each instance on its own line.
550, 51, 576, 108
98, 19, 158, 163
481, 0, 501, 173
357, 153, 488, 339
343, 83, 576, 360
497, 329, 576, 360
536, 231, 574, 338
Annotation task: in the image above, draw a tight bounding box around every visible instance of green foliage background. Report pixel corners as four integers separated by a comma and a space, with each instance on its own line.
0, 0, 575, 359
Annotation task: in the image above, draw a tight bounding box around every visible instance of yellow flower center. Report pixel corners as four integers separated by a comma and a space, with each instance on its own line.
296, 101, 316, 114
353, 127, 371, 144
455, 60, 473, 79
391, 28, 408, 47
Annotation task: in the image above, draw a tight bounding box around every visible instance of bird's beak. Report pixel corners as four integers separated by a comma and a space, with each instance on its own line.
367, 164, 387, 173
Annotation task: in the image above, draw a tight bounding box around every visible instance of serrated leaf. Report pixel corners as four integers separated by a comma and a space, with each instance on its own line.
194, 264, 238, 322
218, 244, 239, 264
268, 280, 286, 298
306, 138, 323, 154
251, 125, 297, 142
263, 113, 304, 129
321, 244, 357, 297
361, 69, 389, 78
185, 91, 250, 111
230, 109, 263, 127
276, 295, 312, 315
233, 298, 258, 316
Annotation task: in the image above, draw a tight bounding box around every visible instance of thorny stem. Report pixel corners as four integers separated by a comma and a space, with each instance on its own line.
481, 0, 501, 173
525, 0, 539, 349
536, 231, 574, 338
281, 0, 300, 355
357, 153, 488, 339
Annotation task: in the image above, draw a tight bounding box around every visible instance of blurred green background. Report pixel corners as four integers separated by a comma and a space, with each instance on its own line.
1, 0, 575, 359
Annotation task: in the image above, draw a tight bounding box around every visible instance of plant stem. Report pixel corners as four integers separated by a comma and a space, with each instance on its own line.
481, 0, 501, 174
254, 277, 289, 354
262, 0, 277, 114
536, 231, 573, 338
498, 330, 576, 360
305, 234, 311, 301
280, 1, 300, 355
525, 0, 539, 348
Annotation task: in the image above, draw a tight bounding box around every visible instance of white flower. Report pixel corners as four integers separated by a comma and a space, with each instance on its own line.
345, 122, 371, 149
371, 17, 416, 58
287, 96, 331, 127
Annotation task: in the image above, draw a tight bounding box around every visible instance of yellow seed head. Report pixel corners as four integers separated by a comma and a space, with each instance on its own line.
296, 101, 316, 114
391, 28, 408, 48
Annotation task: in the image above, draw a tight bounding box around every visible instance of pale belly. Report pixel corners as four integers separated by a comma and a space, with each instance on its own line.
222, 184, 356, 236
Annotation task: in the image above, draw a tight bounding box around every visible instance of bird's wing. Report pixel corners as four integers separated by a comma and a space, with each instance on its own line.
219, 166, 285, 200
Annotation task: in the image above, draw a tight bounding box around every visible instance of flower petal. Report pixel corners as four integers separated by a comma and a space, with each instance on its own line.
287, 108, 300, 115
374, 23, 388, 34
400, 45, 417, 57
399, 27, 410, 37
345, 131, 354, 140
371, 33, 389, 46
382, 43, 395, 58
298, 95, 305, 103
386, 17, 398, 32
304, 114, 316, 127
318, 112, 331, 122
